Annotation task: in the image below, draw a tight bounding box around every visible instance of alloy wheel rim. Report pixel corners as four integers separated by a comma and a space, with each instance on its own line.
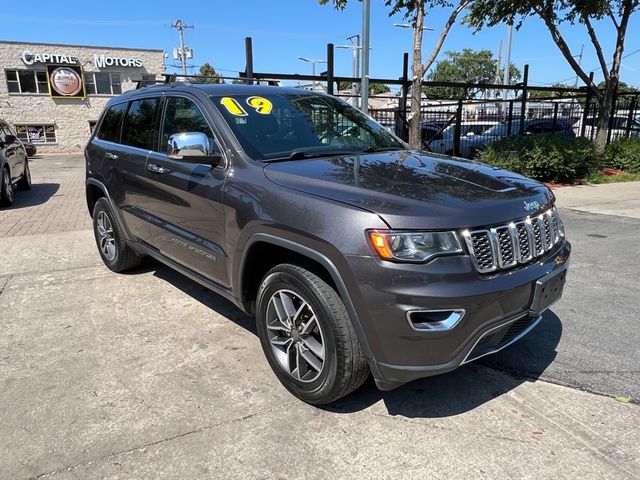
266, 289, 325, 383
3, 171, 12, 202
96, 211, 116, 261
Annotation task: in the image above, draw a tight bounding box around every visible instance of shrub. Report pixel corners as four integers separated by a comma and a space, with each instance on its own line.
476, 134, 600, 183
603, 138, 640, 174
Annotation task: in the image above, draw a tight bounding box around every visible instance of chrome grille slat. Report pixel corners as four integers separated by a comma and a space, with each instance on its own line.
464, 207, 564, 274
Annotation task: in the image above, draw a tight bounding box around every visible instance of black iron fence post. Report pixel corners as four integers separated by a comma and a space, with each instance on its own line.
453, 99, 463, 157
519, 64, 529, 135
326, 43, 334, 95
580, 72, 595, 138
507, 100, 514, 136
245, 37, 254, 85
607, 81, 620, 145
625, 95, 637, 139
552, 103, 559, 131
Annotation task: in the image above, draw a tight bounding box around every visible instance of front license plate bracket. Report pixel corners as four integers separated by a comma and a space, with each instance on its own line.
529, 267, 567, 315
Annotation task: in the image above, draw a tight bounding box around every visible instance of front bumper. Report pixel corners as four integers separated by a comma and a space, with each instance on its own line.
344, 240, 571, 390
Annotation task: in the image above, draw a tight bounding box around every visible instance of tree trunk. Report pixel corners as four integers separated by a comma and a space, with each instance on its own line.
408, 1, 425, 149
594, 79, 617, 153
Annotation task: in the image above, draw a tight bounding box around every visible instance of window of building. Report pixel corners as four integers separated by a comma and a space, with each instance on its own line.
15, 124, 57, 144
5, 70, 50, 94
84, 72, 122, 95
122, 98, 160, 149
96, 102, 127, 143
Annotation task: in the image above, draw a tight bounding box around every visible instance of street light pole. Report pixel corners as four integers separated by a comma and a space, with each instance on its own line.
361, 0, 371, 114
337, 34, 361, 107
298, 57, 327, 91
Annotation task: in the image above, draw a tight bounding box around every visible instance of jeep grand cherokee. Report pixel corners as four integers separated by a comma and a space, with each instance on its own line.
85, 83, 570, 405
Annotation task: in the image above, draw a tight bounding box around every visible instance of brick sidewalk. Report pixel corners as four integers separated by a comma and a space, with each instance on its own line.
0, 154, 91, 237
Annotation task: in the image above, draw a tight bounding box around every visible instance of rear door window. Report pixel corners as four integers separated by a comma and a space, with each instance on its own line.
121, 97, 160, 150
96, 103, 127, 143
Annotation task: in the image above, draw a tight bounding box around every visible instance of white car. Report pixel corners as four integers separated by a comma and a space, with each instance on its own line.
423, 122, 499, 155
574, 115, 640, 141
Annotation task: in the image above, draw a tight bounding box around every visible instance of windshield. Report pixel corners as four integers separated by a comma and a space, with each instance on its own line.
211, 92, 404, 160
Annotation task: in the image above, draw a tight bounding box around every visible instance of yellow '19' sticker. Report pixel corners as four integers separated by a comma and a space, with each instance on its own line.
246, 96, 273, 114
220, 97, 247, 116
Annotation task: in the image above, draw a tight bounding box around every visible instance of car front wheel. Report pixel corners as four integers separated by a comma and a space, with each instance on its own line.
92, 198, 142, 272
17, 161, 32, 191
0, 167, 14, 207
256, 264, 369, 405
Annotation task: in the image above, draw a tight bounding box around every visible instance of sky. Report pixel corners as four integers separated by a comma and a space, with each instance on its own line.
3, 0, 640, 90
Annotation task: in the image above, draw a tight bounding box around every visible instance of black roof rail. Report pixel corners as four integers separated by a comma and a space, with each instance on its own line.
135, 79, 165, 90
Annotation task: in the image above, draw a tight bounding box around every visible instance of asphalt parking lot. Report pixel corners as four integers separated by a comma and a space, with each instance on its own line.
1, 154, 639, 479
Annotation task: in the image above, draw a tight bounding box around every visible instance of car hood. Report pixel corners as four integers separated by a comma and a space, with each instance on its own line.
263, 150, 554, 229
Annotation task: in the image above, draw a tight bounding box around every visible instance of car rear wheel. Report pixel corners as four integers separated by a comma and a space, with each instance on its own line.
0, 167, 14, 207
92, 198, 142, 272
256, 264, 369, 405
17, 161, 32, 191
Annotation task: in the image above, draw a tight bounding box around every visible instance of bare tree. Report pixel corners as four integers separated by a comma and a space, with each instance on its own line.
320, 0, 470, 148
466, 0, 639, 152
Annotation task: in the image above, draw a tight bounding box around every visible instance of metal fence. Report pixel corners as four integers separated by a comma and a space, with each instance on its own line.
166, 37, 640, 159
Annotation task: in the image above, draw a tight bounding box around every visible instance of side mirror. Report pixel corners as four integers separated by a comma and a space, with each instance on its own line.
167, 132, 222, 166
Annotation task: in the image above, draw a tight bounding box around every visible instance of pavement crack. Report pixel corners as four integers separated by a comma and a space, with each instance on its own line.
27, 400, 297, 480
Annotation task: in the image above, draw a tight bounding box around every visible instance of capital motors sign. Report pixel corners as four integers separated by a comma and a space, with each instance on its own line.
46, 64, 86, 99
21, 49, 144, 68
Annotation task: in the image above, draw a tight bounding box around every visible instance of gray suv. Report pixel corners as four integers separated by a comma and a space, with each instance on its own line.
85, 83, 570, 404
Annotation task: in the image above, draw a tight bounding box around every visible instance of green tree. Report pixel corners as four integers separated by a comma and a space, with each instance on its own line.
465, 0, 639, 152
199, 63, 222, 84
425, 48, 521, 98
339, 81, 390, 95
527, 82, 571, 99
320, 0, 471, 148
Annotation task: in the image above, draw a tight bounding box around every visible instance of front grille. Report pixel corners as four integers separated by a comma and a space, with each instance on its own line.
464, 206, 565, 274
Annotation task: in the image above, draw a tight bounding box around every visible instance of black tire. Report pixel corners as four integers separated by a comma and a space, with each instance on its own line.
92, 198, 142, 272
0, 167, 14, 207
256, 264, 369, 405
16, 161, 32, 191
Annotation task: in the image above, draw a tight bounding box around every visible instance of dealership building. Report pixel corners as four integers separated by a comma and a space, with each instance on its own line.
0, 40, 166, 153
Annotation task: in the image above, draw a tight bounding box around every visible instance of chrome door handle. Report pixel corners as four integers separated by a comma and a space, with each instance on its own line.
147, 164, 167, 174
105, 152, 119, 160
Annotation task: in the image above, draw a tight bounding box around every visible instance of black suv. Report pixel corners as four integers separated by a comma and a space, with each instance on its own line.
0, 119, 31, 207
85, 84, 570, 404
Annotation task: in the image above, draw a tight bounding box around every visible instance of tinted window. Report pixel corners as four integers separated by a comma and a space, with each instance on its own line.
97, 103, 127, 143
161, 96, 214, 150
122, 98, 160, 149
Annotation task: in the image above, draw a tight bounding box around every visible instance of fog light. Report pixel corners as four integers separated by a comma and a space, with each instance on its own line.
407, 310, 465, 331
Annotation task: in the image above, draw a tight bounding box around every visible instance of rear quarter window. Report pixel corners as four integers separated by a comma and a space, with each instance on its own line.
96, 103, 127, 143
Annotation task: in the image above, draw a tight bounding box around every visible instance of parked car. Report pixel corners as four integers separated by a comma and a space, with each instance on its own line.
573, 115, 640, 141
23, 142, 37, 158
0, 119, 31, 207
85, 84, 570, 404
423, 121, 499, 154
458, 118, 576, 158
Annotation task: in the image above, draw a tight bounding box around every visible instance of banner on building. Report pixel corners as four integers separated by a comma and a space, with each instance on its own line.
46, 64, 86, 99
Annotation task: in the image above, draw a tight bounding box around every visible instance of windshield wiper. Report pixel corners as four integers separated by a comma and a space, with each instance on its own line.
361, 146, 405, 153
264, 150, 359, 162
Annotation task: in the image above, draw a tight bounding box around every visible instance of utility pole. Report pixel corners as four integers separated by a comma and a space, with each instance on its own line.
495, 39, 503, 97
361, 0, 371, 114
573, 44, 585, 88
172, 19, 194, 75
502, 24, 513, 101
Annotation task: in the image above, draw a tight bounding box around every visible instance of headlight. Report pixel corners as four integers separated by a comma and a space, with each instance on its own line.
367, 230, 463, 262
